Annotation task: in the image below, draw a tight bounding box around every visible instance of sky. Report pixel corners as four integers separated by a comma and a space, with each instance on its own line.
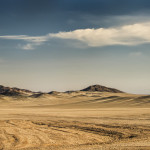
0, 0, 150, 94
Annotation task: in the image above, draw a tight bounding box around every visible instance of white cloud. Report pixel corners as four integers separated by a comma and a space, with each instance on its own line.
19, 43, 34, 50
1, 22, 150, 49
17, 42, 42, 50
50, 22, 150, 47
0, 35, 47, 43
0, 35, 48, 50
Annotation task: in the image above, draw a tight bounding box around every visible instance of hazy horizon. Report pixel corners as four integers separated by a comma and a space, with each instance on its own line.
0, 0, 150, 94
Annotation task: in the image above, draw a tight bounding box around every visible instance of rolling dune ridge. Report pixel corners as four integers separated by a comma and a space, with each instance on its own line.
0, 86, 150, 149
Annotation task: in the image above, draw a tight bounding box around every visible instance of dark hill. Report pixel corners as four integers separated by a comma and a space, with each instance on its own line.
48, 91, 60, 95
0, 85, 33, 96
80, 85, 123, 93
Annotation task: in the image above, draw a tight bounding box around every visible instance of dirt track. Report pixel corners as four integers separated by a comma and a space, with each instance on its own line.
0, 108, 150, 150
0, 92, 150, 149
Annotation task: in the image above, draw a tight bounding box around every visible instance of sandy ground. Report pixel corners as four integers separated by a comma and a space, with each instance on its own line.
0, 92, 150, 150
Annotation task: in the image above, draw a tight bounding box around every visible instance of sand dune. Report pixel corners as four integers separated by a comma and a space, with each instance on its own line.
0, 91, 150, 149
1, 91, 149, 108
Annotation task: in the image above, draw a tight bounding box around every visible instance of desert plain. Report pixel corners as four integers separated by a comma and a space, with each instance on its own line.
0, 88, 150, 150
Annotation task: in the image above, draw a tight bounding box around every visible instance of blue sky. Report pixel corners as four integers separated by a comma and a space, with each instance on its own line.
0, 0, 150, 93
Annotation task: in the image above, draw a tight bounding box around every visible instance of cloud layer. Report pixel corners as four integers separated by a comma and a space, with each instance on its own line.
1, 22, 150, 49
50, 22, 150, 47
0, 35, 47, 50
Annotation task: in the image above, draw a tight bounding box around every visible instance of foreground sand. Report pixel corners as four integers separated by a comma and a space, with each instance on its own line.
0, 92, 150, 149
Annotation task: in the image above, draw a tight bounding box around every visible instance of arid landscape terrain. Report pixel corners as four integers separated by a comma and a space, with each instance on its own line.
0, 85, 150, 150
1, 0, 150, 149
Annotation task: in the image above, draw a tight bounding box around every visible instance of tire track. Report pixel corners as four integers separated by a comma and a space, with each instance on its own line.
0, 120, 150, 150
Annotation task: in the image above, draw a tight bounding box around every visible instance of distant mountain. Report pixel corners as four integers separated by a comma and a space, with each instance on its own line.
48, 91, 60, 95
0, 85, 33, 96
80, 85, 123, 93
0, 84, 124, 97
